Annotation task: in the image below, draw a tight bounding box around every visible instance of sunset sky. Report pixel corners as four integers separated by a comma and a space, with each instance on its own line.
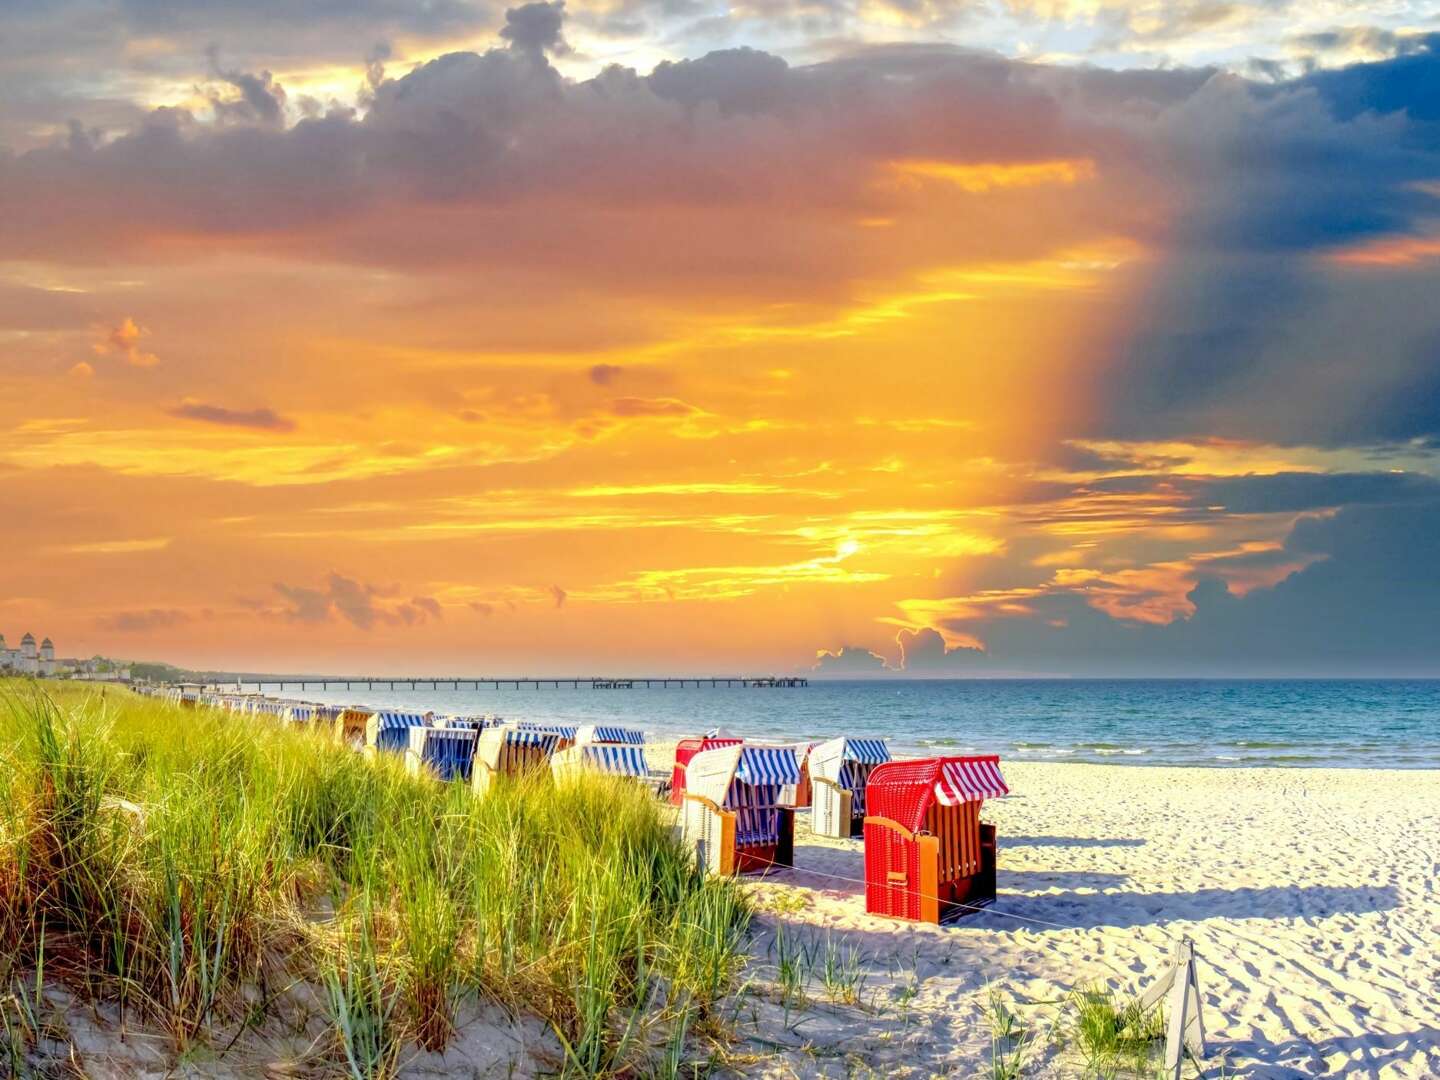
4, 0, 1440, 675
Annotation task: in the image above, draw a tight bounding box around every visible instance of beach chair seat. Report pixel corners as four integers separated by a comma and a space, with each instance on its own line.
863, 755, 1006, 923
406, 725, 481, 782
332, 708, 373, 750
810, 737, 891, 839
681, 745, 799, 875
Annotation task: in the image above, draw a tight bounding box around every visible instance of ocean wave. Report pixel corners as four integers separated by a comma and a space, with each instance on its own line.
1093, 747, 1149, 756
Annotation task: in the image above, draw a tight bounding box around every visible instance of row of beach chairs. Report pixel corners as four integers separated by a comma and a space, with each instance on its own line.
139, 687, 1007, 924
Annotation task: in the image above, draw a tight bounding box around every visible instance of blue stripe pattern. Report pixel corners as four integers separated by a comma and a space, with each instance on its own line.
735, 746, 801, 786
377, 711, 428, 731
516, 721, 578, 740
416, 728, 478, 782
291, 706, 314, 722
581, 744, 648, 776
729, 780, 784, 845
590, 725, 645, 745
841, 738, 890, 765
505, 729, 560, 750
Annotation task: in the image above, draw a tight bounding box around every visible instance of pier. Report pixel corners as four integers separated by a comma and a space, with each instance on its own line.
205, 675, 808, 692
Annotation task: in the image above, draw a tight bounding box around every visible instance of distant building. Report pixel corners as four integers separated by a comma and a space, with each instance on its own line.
0, 631, 61, 676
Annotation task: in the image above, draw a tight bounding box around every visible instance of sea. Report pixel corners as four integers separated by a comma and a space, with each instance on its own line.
260, 678, 1440, 769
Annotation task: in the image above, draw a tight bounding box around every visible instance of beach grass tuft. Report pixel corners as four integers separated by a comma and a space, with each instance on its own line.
1069, 982, 1167, 1078
0, 681, 748, 1074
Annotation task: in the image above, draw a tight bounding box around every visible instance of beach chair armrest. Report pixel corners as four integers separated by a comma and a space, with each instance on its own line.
863, 815, 918, 842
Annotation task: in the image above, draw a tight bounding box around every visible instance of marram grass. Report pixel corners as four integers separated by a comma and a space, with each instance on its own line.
0, 681, 748, 1077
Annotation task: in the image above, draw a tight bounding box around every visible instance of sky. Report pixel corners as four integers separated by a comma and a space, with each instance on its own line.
3, 0, 1440, 677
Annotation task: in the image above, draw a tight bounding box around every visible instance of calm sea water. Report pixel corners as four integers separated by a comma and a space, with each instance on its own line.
271, 679, 1440, 769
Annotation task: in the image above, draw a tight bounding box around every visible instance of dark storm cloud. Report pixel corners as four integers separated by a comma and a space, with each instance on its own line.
1086, 41, 1440, 448
5, 11, 1440, 457
910, 500, 1440, 676
499, 1, 570, 57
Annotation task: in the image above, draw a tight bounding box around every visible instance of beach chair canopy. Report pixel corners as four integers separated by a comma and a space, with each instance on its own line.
287, 704, 316, 723
867, 756, 1008, 834
935, 758, 1008, 806
575, 723, 645, 746
809, 737, 891, 784
686, 744, 801, 806
375, 710, 430, 731
437, 714, 488, 730
553, 743, 649, 778
515, 721, 579, 740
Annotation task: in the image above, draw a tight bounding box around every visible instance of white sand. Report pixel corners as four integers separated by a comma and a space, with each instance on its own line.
732, 762, 1440, 1078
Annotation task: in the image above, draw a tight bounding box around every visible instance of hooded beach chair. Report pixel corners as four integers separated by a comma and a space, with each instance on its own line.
406, 725, 481, 782
551, 742, 650, 782
681, 744, 801, 875
809, 737, 892, 838
471, 724, 563, 796
365, 710, 431, 756
670, 734, 744, 805
863, 755, 1007, 923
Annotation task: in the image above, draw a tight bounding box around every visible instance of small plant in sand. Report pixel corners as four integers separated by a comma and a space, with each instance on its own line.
770, 924, 809, 1013
818, 934, 867, 1007
986, 983, 1046, 1080
1068, 982, 1167, 1078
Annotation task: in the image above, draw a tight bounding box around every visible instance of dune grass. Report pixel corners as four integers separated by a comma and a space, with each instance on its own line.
0, 681, 748, 1076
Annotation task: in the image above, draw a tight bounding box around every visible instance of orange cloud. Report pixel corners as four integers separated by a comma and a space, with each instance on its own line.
93, 317, 159, 368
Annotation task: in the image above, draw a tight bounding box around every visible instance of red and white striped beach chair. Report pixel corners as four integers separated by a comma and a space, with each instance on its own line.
863, 755, 1007, 923
681, 744, 800, 875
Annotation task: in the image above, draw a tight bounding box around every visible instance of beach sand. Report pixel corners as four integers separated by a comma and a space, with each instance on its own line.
726, 762, 1440, 1078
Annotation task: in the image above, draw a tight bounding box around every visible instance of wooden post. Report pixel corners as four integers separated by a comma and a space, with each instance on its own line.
1139, 938, 1206, 1080
916, 835, 940, 924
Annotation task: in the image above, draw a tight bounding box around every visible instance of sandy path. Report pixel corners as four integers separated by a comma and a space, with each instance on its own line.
731, 763, 1440, 1078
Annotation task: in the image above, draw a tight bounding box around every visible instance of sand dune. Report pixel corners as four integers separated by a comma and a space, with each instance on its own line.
733, 763, 1440, 1078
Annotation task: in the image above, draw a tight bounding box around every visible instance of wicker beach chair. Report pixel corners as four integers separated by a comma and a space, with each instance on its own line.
471, 724, 563, 796
863, 755, 1007, 923
809, 737, 891, 838
681, 744, 800, 875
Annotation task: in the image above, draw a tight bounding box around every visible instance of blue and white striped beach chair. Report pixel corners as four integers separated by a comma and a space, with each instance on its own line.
810, 737, 891, 838
551, 742, 649, 782
406, 725, 481, 782
365, 710, 430, 755
680, 744, 801, 875
472, 724, 564, 796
